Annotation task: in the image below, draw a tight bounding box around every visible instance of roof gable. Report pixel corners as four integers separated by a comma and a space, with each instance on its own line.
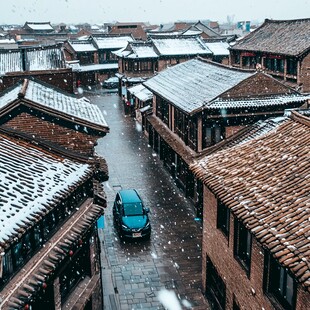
218, 72, 298, 99
231, 18, 310, 56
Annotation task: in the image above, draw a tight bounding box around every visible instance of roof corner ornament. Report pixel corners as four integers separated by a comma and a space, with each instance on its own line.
18, 79, 29, 98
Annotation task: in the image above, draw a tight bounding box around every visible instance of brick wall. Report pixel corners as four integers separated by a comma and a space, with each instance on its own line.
225, 126, 245, 138
300, 53, 310, 93
202, 185, 308, 309
219, 73, 291, 99
0, 69, 74, 93
4, 112, 98, 156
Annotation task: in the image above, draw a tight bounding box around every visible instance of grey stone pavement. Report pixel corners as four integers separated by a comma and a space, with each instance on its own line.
87, 90, 210, 310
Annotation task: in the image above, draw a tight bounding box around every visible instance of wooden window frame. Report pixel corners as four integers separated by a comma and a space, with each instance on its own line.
234, 219, 252, 275
263, 251, 297, 310
217, 200, 230, 238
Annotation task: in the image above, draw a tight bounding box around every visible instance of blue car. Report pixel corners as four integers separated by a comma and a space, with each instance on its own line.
113, 189, 151, 240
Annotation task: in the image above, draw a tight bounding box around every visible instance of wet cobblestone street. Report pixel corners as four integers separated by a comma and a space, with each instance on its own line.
89, 91, 209, 310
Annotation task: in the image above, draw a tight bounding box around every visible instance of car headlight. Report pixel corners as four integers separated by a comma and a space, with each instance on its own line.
122, 224, 129, 230
144, 222, 150, 229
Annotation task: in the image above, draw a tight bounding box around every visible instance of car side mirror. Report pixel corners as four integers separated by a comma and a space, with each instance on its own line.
145, 208, 150, 213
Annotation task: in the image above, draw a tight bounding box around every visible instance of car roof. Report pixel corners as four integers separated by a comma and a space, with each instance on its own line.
118, 189, 141, 203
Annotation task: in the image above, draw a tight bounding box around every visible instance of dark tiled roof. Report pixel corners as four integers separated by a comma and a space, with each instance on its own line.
0, 45, 65, 75
144, 58, 308, 114
0, 131, 94, 248
230, 18, 310, 56
0, 79, 109, 132
1, 199, 105, 309
191, 111, 310, 290
143, 59, 254, 114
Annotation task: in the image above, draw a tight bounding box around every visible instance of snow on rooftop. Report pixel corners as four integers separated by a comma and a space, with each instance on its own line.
26, 23, 54, 31
204, 41, 230, 56
26, 47, 64, 70
0, 50, 22, 75
0, 80, 108, 128
207, 94, 310, 109
0, 133, 91, 244
128, 84, 153, 101
151, 36, 212, 56
69, 41, 97, 52
93, 36, 134, 49
78, 63, 118, 72
25, 80, 108, 127
128, 44, 158, 58
144, 58, 253, 113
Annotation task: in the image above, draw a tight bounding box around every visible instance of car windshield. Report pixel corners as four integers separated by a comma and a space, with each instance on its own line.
123, 203, 143, 216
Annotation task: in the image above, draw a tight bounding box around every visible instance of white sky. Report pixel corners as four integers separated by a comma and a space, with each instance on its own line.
2, 0, 310, 25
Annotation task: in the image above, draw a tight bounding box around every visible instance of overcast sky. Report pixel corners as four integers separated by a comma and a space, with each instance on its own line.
2, 0, 310, 25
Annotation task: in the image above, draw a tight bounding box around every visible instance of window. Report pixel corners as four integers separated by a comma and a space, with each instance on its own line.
202, 123, 224, 148
2, 249, 14, 279
264, 252, 296, 309
264, 57, 284, 73
60, 246, 91, 302
12, 242, 23, 268
287, 58, 297, 76
234, 219, 252, 273
156, 96, 169, 126
188, 118, 198, 151
205, 257, 226, 310
217, 200, 230, 237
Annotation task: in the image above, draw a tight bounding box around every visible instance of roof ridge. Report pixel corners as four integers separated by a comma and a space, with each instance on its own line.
290, 110, 310, 127
265, 17, 310, 23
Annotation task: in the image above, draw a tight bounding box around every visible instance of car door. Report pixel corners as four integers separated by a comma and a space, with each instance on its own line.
113, 194, 122, 228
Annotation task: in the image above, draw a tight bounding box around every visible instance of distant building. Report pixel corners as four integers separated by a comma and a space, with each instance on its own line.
0, 44, 74, 93
230, 18, 310, 93
108, 22, 149, 40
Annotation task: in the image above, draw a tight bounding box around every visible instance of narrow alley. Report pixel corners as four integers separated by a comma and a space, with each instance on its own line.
91, 91, 209, 310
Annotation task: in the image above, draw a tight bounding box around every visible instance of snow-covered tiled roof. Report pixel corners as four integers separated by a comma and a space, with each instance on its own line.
113, 47, 131, 57
25, 22, 54, 31
78, 63, 118, 72
191, 110, 310, 291
0, 80, 108, 129
204, 41, 230, 56
231, 18, 310, 56
0, 132, 92, 245
128, 42, 158, 58
182, 29, 203, 36
128, 84, 153, 101
69, 40, 97, 52
26, 47, 64, 70
0, 46, 65, 74
93, 35, 134, 49
207, 94, 310, 109
151, 36, 212, 56
0, 50, 23, 75
143, 58, 253, 113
